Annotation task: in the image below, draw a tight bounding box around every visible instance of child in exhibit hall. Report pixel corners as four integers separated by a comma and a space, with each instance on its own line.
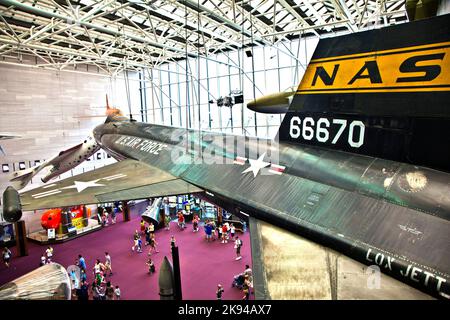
45, 246, 53, 263
192, 215, 199, 233
2, 247, 11, 268
146, 258, 156, 274
148, 234, 159, 255
114, 285, 121, 300
40, 254, 46, 266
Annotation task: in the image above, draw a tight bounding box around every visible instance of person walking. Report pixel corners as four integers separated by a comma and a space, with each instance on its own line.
78, 254, 87, 272
204, 222, 213, 242
104, 252, 113, 276
242, 275, 251, 300
45, 246, 53, 263
105, 281, 114, 300
77, 281, 89, 301
2, 247, 11, 268
92, 283, 105, 300
145, 225, 151, 246
80, 269, 87, 283
114, 285, 121, 300
137, 237, 143, 253
111, 206, 117, 224
230, 223, 236, 240
244, 265, 253, 278
177, 212, 185, 230
218, 224, 223, 242
170, 235, 176, 252
164, 214, 171, 230
131, 230, 140, 252
192, 215, 199, 232
234, 236, 243, 260
40, 254, 46, 266
221, 223, 228, 243
148, 234, 159, 255
140, 219, 146, 236
93, 259, 104, 276
146, 258, 156, 274
148, 222, 155, 237
216, 284, 224, 300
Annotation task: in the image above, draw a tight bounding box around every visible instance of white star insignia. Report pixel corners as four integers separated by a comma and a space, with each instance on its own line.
62, 179, 105, 193
242, 153, 271, 177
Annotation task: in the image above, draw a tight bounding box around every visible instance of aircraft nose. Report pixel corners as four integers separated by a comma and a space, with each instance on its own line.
246, 99, 258, 111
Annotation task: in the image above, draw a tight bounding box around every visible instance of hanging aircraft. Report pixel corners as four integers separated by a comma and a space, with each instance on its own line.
3, 13, 450, 300
9, 96, 123, 190
0, 133, 20, 156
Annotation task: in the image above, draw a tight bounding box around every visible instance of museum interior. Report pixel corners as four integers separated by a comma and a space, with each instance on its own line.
0, 0, 449, 301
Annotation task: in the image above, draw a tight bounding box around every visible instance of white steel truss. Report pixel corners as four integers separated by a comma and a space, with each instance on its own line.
0, 0, 407, 74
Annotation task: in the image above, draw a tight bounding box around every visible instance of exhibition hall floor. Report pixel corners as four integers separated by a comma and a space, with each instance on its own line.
0, 202, 252, 300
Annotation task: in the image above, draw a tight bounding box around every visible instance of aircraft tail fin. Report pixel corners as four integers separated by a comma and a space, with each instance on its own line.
277, 14, 450, 172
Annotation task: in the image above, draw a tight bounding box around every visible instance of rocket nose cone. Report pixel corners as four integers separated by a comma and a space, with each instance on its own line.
158, 256, 175, 299
158, 256, 174, 287
246, 99, 258, 111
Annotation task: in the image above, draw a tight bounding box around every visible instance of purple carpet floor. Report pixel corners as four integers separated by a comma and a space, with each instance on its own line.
0, 202, 252, 300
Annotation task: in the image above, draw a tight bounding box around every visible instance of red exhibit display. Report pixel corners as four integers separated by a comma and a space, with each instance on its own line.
40, 206, 91, 231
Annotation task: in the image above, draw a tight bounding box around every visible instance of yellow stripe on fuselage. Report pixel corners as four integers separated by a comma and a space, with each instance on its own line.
297, 42, 450, 94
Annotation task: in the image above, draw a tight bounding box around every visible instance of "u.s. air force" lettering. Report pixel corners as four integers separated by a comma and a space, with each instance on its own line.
115, 136, 167, 155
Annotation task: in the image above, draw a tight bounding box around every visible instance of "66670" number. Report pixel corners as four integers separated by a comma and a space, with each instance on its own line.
289, 117, 365, 148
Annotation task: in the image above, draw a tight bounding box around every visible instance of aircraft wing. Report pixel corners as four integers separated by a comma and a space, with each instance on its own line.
247, 216, 435, 300
19, 159, 203, 211
177, 152, 450, 299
